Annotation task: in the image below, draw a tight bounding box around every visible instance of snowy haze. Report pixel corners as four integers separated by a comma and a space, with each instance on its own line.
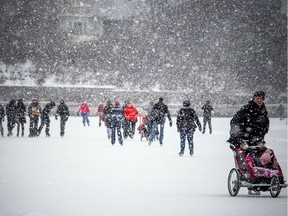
0, 117, 287, 216
0, 0, 286, 96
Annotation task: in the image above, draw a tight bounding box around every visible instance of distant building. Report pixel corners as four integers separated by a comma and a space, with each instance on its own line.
57, 0, 103, 43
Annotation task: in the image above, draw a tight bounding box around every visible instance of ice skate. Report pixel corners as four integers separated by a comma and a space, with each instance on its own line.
190, 149, 194, 156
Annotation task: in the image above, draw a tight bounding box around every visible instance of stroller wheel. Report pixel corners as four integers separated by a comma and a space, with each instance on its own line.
270, 176, 281, 198
228, 168, 241, 196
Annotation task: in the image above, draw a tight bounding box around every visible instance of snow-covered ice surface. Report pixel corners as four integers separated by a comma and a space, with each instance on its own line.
0, 117, 287, 216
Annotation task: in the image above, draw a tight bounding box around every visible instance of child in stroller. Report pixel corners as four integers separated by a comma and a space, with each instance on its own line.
97, 103, 105, 127
137, 114, 150, 141
137, 114, 159, 141
228, 141, 287, 197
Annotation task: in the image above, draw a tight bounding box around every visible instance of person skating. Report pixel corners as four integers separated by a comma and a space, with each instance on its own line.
77, 101, 90, 126
15, 99, 27, 137
276, 102, 285, 120
110, 101, 124, 146
122, 100, 130, 139
28, 98, 41, 137
0, 103, 5, 137
123, 102, 139, 139
55, 99, 70, 137
176, 100, 202, 156
201, 100, 214, 134
103, 100, 113, 139
6, 99, 17, 136
148, 97, 172, 146
37, 101, 56, 137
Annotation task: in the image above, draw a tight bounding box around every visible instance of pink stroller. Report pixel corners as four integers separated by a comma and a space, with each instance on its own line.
228, 145, 287, 197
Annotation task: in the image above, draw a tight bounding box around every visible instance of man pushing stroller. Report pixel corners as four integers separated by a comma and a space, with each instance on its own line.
227, 91, 270, 195
228, 91, 269, 151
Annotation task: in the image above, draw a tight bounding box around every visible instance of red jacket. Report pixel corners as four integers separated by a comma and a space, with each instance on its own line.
97, 104, 104, 113
78, 103, 90, 113
124, 103, 138, 121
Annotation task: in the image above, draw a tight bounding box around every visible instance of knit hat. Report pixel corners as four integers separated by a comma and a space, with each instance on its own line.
183, 100, 190, 107
115, 101, 120, 106
50, 101, 56, 107
253, 91, 265, 100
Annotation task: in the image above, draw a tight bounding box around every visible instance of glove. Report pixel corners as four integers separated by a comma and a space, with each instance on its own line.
251, 136, 263, 145
169, 120, 172, 127
227, 139, 236, 151
229, 143, 236, 151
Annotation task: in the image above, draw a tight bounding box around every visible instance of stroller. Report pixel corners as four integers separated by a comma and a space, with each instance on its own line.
97, 103, 105, 127
137, 114, 150, 141
228, 144, 287, 197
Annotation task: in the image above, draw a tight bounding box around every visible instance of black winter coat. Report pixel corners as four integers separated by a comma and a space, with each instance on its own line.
56, 103, 70, 120
176, 107, 202, 132
41, 103, 55, 120
6, 100, 17, 121
0, 104, 5, 120
152, 101, 172, 124
228, 100, 269, 147
16, 101, 27, 123
201, 104, 213, 119
110, 106, 124, 127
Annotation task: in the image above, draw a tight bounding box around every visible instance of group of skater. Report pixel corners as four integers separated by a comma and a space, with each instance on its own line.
93, 97, 214, 157
0, 90, 286, 196
0, 98, 70, 138
0, 91, 285, 161
97, 100, 140, 146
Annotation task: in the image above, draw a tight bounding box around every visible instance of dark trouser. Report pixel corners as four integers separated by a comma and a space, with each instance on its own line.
179, 130, 194, 154
17, 122, 25, 137
122, 119, 129, 138
0, 119, 4, 136
81, 112, 89, 126
60, 116, 68, 136
127, 120, 137, 138
111, 122, 123, 145
203, 117, 212, 133
29, 116, 39, 137
7, 117, 15, 134
38, 117, 50, 135
149, 121, 163, 144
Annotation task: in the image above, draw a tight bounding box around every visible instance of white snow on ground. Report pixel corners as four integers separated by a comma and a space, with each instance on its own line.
0, 117, 287, 216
